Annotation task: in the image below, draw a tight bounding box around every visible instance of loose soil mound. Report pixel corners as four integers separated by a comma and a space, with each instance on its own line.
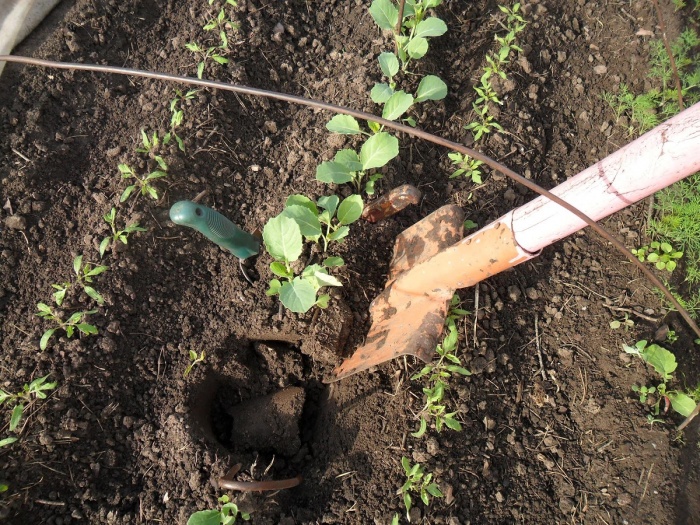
0, 0, 698, 524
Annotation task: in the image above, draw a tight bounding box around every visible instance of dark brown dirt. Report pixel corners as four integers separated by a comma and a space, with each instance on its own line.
0, 0, 698, 524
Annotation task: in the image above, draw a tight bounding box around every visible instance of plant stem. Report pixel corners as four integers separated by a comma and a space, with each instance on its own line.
2, 54, 698, 341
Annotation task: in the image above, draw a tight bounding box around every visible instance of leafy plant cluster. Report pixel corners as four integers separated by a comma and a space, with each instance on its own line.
262, 194, 362, 313
314, 0, 448, 196
632, 240, 683, 272
186, 0, 239, 79
623, 339, 698, 422
397, 457, 443, 521
449, 3, 526, 184
0, 375, 57, 448
411, 295, 470, 437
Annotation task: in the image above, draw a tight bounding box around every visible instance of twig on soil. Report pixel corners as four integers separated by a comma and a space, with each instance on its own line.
638, 462, 654, 504
35, 499, 65, 507
650, 0, 684, 111
2, 55, 699, 341
535, 315, 546, 381
11, 147, 31, 163
601, 304, 660, 323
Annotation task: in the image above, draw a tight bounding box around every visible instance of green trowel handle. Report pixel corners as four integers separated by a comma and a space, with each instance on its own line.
169, 200, 260, 260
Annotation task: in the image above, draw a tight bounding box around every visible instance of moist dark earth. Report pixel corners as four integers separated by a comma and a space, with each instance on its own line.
1, 0, 699, 524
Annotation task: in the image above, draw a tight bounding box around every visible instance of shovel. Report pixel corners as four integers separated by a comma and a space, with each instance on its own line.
331, 102, 700, 381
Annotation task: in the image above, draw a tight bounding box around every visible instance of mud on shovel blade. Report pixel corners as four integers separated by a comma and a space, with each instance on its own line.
332, 102, 700, 381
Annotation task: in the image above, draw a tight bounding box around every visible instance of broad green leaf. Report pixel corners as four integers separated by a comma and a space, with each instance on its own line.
369, 0, 398, 30
270, 262, 293, 278
316, 294, 330, 308
120, 185, 136, 202
414, 17, 448, 38
425, 0, 443, 7
40, 329, 56, 351
426, 483, 443, 497
382, 91, 414, 121
36, 302, 52, 315
279, 278, 317, 313
99, 237, 110, 257
77, 323, 98, 335
314, 272, 343, 287
316, 161, 354, 184
365, 173, 383, 195
73, 255, 83, 276
326, 114, 361, 135
285, 194, 318, 215
446, 365, 471, 376
328, 226, 349, 242
9, 405, 23, 431
282, 205, 322, 240
334, 149, 363, 171
337, 195, 364, 225
378, 52, 399, 78
367, 120, 382, 133
415, 75, 448, 102
370, 83, 394, 104
360, 132, 399, 170
187, 510, 222, 525
263, 215, 303, 263
0, 437, 17, 448
0, 391, 10, 404
406, 37, 429, 59
641, 344, 677, 380
444, 413, 463, 430
317, 195, 340, 217
211, 55, 228, 65
323, 256, 345, 267
84, 286, 104, 305
669, 392, 697, 417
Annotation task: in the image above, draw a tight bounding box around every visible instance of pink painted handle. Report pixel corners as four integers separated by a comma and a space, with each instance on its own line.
511, 103, 700, 252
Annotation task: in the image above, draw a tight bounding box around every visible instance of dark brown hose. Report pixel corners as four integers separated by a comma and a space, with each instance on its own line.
1, 54, 697, 339
217, 463, 302, 492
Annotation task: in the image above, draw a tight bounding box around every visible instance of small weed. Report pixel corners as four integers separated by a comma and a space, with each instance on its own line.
632, 241, 683, 272
167, 88, 198, 152
100, 207, 147, 258
187, 494, 249, 525
398, 457, 443, 522
203, 7, 238, 49
71, 255, 109, 305
185, 42, 229, 80
666, 329, 679, 343
448, 152, 484, 184
609, 313, 634, 330
632, 384, 656, 403
0, 375, 57, 435
118, 162, 168, 202
411, 295, 470, 437
184, 350, 206, 377
36, 303, 98, 350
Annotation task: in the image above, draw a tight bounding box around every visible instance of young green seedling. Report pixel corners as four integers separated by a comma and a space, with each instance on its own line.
184, 350, 206, 378
36, 303, 98, 350
632, 384, 656, 403
448, 152, 484, 184
187, 494, 249, 525
632, 241, 683, 272
100, 207, 147, 258
167, 88, 198, 152
118, 162, 168, 202
203, 7, 238, 49
398, 457, 443, 521
411, 295, 470, 437
72, 255, 109, 305
185, 42, 229, 80
609, 313, 634, 330
0, 375, 57, 435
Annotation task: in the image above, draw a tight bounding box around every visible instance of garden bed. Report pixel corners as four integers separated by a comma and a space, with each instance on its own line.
0, 0, 698, 523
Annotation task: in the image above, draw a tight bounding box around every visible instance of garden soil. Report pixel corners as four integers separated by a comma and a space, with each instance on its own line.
1, 0, 699, 524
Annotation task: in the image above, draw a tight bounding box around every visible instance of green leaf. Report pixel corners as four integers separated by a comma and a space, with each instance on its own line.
360, 132, 399, 170
40, 329, 56, 351
0, 437, 17, 448
37, 302, 52, 315
369, 0, 398, 30
279, 277, 317, 313
378, 52, 399, 78
77, 323, 98, 335
266, 279, 282, 296
99, 237, 111, 257
323, 256, 345, 267
316, 161, 354, 184
73, 255, 83, 276
401, 456, 411, 475
668, 392, 697, 417
263, 215, 303, 263
197, 62, 205, 79
414, 18, 448, 38
641, 344, 677, 380
313, 271, 343, 288
334, 149, 363, 171
120, 185, 136, 203
84, 287, 104, 305
411, 417, 427, 438
404, 492, 412, 515
282, 205, 322, 240
406, 37, 429, 59
317, 195, 340, 217
211, 55, 229, 65
270, 262, 293, 279
368, 120, 381, 133
371, 83, 394, 104
187, 510, 222, 525
285, 194, 319, 215
426, 483, 443, 497
9, 404, 23, 431
415, 75, 448, 102
444, 414, 462, 431
337, 195, 364, 225
445, 365, 471, 376
326, 115, 362, 135
382, 91, 414, 121
316, 294, 331, 308
328, 226, 349, 242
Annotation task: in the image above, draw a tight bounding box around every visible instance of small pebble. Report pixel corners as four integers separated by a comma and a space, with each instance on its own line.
4, 215, 26, 230
593, 64, 607, 75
